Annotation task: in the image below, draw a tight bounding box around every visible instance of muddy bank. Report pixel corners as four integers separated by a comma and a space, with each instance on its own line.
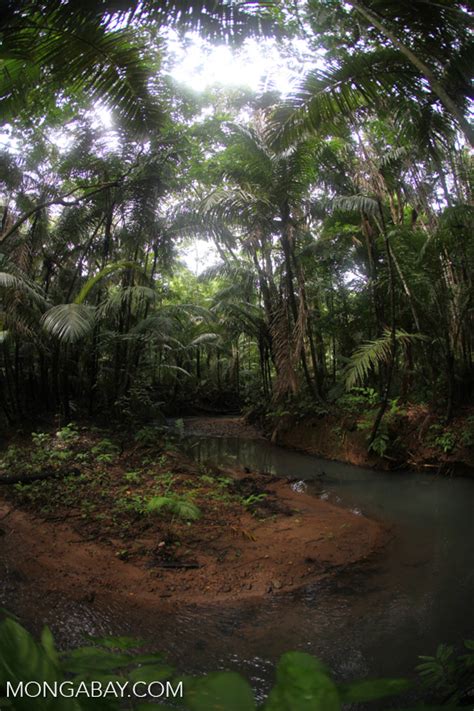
261, 407, 474, 475
0, 472, 385, 615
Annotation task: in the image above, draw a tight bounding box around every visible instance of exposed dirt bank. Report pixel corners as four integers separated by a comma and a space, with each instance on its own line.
0, 426, 385, 611
262, 406, 474, 475
0, 484, 384, 608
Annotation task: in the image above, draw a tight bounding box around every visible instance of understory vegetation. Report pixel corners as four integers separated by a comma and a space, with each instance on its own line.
0, 424, 277, 564
0, 614, 473, 710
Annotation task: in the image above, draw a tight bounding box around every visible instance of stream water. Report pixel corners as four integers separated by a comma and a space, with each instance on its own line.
2, 426, 473, 704
176, 432, 474, 684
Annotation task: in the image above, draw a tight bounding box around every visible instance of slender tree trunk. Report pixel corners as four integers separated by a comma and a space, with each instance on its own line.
369, 207, 398, 449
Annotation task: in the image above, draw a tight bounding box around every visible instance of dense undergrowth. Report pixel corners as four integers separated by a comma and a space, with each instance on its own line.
247, 389, 474, 473
0, 424, 279, 564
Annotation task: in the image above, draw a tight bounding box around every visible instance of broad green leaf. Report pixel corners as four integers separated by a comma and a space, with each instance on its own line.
263, 651, 340, 711
62, 647, 132, 673
128, 664, 175, 684
185, 671, 256, 711
85, 635, 144, 651
339, 677, 411, 702
0, 617, 57, 685
40, 626, 59, 667
41, 304, 95, 343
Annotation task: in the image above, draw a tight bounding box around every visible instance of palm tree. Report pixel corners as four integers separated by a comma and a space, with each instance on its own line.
276, 0, 473, 146
0, 0, 278, 131
176, 118, 332, 400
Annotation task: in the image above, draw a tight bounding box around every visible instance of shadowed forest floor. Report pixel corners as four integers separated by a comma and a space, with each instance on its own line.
0, 424, 385, 616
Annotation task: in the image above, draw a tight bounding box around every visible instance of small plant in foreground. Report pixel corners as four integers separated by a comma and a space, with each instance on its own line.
241, 493, 267, 508
55, 423, 79, 444
369, 431, 390, 457
431, 427, 457, 453
145, 495, 201, 522
91, 438, 119, 464
124, 470, 140, 484
459, 416, 474, 447
416, 640, 474, 705
1, 615, 471, 710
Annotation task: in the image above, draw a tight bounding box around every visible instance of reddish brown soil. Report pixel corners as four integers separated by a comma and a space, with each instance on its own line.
266, 406, 474, 475
0, 471, 385, 608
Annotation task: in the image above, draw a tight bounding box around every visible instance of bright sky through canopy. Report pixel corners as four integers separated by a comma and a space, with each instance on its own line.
167, 33, 315, 95
167, 33, 318, 273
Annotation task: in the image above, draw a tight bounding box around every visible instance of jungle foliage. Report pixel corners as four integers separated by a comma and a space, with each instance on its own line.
0, 614, 472, 710
0, 0, 472, 442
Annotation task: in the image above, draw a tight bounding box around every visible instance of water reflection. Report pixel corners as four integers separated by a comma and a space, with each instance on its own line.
180, 434, 474, 677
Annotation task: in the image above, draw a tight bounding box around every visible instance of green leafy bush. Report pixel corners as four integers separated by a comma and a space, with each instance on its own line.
368, 431, 390, 457
459, 417, 474, 447
2, 616, 470, 710
55, 424, 79, 444
91, 439, 119, 464
145, 495, 201, 521
428, 425, 457, 453
338, 387, 379, 412
416, 640, 474, 705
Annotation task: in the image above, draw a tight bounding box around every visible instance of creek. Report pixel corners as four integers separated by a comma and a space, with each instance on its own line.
1, 423, 473, 703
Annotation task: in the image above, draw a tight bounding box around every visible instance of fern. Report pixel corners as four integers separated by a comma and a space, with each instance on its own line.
171, 499, 201, 521
145, 496, 201, 521
344, 330, 427, 390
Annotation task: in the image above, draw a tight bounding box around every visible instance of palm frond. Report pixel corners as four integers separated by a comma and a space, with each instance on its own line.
74, 261, 143, 304
0, 269, 48, 308
0, 17, 162, 131
344, 329, 427, 390
97, 286, 156, 318
271, 49, 418, 147
189, 333, 220, 347
41, 304, 95, 343
333, 195, 380, 216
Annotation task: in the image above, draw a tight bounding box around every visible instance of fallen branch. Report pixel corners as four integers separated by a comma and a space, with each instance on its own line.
156, 561, 200, 569
0, 467, 80, 485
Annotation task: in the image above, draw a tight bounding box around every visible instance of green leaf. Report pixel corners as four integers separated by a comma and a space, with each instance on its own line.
41, 304, 95, 343
344, 329, 427, 390
171, 499, 201, 521
40, 626, 59, 667
145, 496, 173, 514
128, 664, 174, 684
185, 672, 256, 711
85, 635, 144, 651
339, 677, 411, 702
62, 647, 132, 674
0, 618, 63, 704
263, 652, 340, 711
74, 261, 142, 304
